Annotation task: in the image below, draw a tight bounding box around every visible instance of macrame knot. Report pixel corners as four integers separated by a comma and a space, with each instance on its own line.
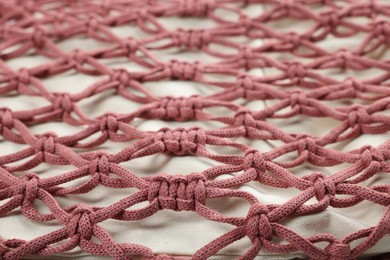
234, 108, 257, 129
148, 173, 207, 211
100, 113, 119, 133
342, 77, 365, 95
15, 68, 31, 85
34, 132, 57, 156
333, 49, 354, 69
85, 16, 101, 33
285, 61, 306, 83
243, 150, 266, 174
30, 27, 46, 49
136, 8, 149, 19
373, 19, 390, 40
296, 135, 317, 155
67, 205, 94, 241
0, 239, 8, 257
364, 146, 385, 162
173, 28, 211, 49
155, 127, 206, 156
0, 238, 23, 257
239, 46, 254, 70
120, 38, 139, 57
347, 105, 371, 127
156, 96, 201, 121
246, 203, 272, 242
289, 91, 309, 111
284, 32, 302, 49
179, 0, 216, 17
307, 173, 335, 201
325, 242, 350, 259
21, 173, 40, 205
110, 69, 131, 86
167, 60, 201, 80
239, 15, 253, 35
0, 108, 14, 132
53, 93, 73, 114
360, 146, 385, 168
89, 153, 110, 176
236, 74, 262, 100
70, 49, 88, 65
0, 239, 10, 258
320, 11, 341, 28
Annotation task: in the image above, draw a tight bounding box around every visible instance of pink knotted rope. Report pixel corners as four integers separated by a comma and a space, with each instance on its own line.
0, 0, 390, 259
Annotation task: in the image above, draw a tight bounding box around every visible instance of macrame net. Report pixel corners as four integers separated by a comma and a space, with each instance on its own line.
0, 0, 389, 259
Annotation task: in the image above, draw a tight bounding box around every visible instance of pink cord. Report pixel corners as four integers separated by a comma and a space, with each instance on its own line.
0, 0, 390, 259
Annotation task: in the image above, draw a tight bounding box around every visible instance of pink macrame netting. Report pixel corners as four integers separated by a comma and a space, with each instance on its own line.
0, 0, 390, 259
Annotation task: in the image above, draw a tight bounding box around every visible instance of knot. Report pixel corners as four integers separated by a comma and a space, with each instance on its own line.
284, 32, 302, 49
296, 135, 317, 155
0, 238, 23, 257
89, 152, 110, 176
360, 146, 385, 168
239, 46, 254, 70
15, 68, 31, 85
236, 74, 262, 100
53, 93, 73, 114
23, 172, 40, 182
110, 69, 131, 86
137, 8, 149, 19
234, 108, 257, 130
289, 91, 309, 111
67, 205, 93, 241
373, 19, 390, 40
21, 173, 40, 205
0, 108, 14, 132
154, 128, 206, 156
347, 105, 371, 127
34, 132, 57, 155
246, 203, 272, 242
179, 0, 216, 16
239, 15, 253, 35
173, 28, 211, 49
30, 28, 46, 49
306, 173, 335, 201
325, 242, 350, 259
342, 77, 365, 94
147, 174, 207, 211
285, 62, 306, 83
243, 150, 266, 173
320, 11, 341, 28
85, 16, 101, 32
333, 49, 354, 69
100, 113, 119, 133
70, 49, 88, 65
155, 96, 201, 121
363, 146, 385, 162
0, 239, 10, 257
120, 38, 139, 56
167, 60, 201, 80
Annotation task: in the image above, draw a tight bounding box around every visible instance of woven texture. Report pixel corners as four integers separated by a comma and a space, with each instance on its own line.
0, 0, 390, 259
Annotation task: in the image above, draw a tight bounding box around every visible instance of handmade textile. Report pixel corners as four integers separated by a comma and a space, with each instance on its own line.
0, 0, 390, 259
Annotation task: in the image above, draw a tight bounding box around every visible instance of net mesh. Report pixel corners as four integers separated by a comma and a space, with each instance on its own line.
0, 0, 390, 259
